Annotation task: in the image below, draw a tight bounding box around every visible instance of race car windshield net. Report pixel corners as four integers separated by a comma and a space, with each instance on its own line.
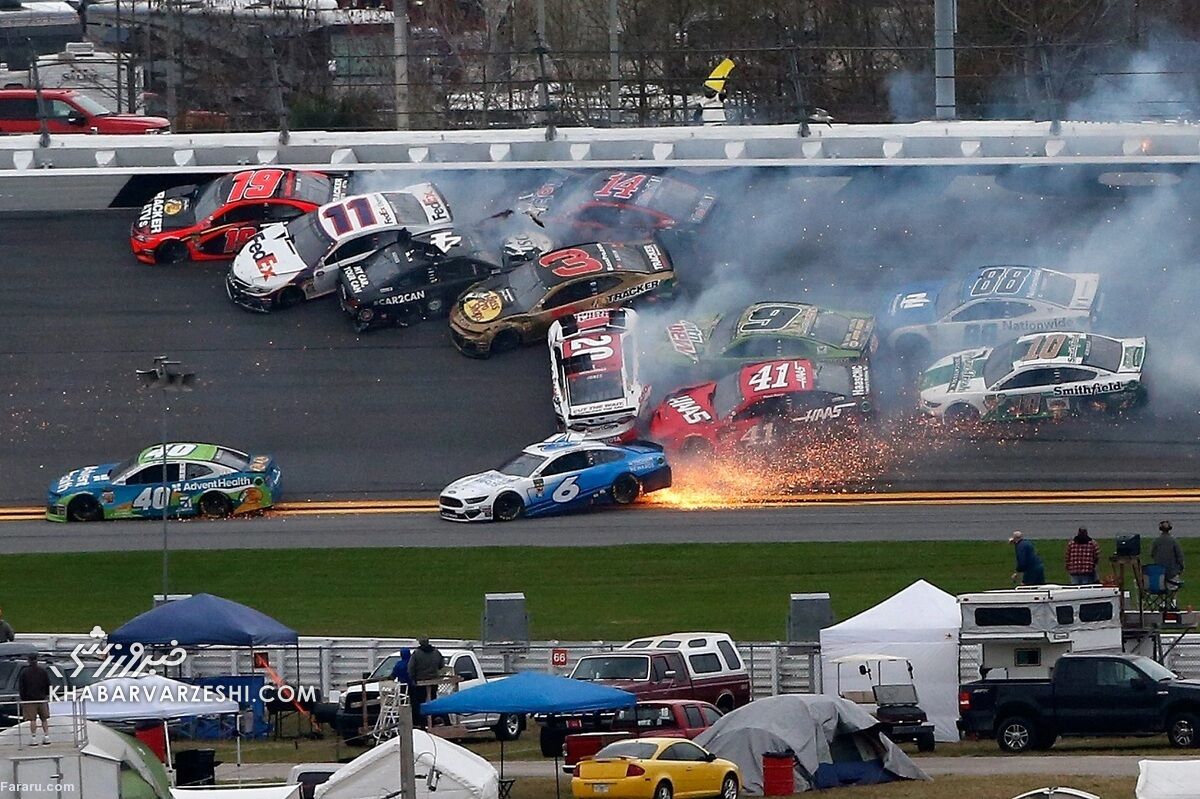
984, 340, 1022, 387
568, 371, 626, 408
1035, 271, 1077, 307
1081, 336, 1123, 373
573, 656, 649, 681
291, 172, 334, 205
288, 214, 335, 265
498, 452, 544, 477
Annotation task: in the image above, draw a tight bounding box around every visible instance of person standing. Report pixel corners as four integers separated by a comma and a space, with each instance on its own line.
18, 653, 51, 745
1151, 520, 1185, 589
407, 637, 445, 729
1010, 531, 1045, 586
1065, 528, 1101, 585
0, 608, 14, 643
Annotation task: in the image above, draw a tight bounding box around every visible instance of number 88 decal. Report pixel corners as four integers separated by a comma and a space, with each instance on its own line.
970, 267, 1031, 297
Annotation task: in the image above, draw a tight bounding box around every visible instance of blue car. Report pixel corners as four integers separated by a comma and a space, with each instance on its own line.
47, 442, 282, 522
439, 435, 672, 522
881, 265, 1101, 361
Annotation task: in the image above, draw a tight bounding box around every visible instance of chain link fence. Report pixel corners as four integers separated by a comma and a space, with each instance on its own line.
61, 0, 1200, 132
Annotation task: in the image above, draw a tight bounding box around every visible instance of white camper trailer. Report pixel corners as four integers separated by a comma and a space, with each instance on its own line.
959, 586, 1122, 680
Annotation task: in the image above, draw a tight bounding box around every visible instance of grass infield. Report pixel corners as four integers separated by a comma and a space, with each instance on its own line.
5, 539, 1197, 638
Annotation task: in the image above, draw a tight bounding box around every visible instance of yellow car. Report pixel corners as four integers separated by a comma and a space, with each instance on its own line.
571, 737, 741, 799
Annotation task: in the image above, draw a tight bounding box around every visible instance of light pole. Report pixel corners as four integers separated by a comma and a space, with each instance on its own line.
136, 356, 196, 601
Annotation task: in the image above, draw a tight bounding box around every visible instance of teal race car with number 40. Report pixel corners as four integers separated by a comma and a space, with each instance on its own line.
46, 443, 281, 522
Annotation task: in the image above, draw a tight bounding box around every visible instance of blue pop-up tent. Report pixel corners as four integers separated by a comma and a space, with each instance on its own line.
423, 671, 635, 789
109, 593, 298, 647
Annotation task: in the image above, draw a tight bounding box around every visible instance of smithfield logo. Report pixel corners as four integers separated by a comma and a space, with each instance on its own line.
1053, 381, 1125, 396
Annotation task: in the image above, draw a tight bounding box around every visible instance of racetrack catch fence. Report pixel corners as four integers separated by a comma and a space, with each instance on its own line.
14, 633, 1200, 702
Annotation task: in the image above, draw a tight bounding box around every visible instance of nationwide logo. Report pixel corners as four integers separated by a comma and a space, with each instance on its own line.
1001, 317, 1070, 331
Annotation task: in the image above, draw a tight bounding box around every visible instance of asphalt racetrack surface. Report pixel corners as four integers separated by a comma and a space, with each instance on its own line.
4, 165, 1200, 551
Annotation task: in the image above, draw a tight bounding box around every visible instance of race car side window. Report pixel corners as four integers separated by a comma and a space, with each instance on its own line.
951, 301, 1007, 323
592, 450, 625, 464
544, 281, 598, 309
997, 368, 1057, 390
1055, 368, 1097, 383
265, 203, 305, 222
124, 464, 181, 485
185, 464, 214, 479
213, 205, 263, 225
540, 452, 590, 476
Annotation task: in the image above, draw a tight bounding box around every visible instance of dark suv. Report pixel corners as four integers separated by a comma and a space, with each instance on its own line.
0, 643, 98, 727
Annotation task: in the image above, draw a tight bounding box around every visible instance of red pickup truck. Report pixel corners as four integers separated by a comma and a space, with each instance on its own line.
0, 89, 170, 134
563, 700, 724, 768
540, 632, 751, 755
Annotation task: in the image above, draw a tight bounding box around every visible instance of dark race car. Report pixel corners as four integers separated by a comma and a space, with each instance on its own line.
131, 168, 350, 264
518, 171, 716, 237
338, 229, 514, 333
648, 358, 873, 457
449, 240, 676, 358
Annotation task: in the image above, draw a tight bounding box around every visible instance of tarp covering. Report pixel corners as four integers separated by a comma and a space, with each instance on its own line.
48, 674, 239, 720
421, 671, 635, 715
820, 579, 961, 741
316, 729, 499, 799
173, 787, 300, 799
110, 593, 298, 647
0, 720, 172, 798
1135, 760, 1200, 799
694, 694, 929, 795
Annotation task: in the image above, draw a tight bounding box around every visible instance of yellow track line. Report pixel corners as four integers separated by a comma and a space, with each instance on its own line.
4, 487, 1200, 521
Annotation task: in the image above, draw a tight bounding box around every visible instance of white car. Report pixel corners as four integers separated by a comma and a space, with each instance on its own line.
919, 331, 1146, 423
439, 435, 672, 522
225, 183, 453, 311
884, 265, 1100, 360
548, 308, 647, 441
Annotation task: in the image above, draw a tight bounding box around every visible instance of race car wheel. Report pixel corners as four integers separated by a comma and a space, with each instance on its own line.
944, 404, 980, 426
680, 437, 713, 458
198, 492, 234, 519
491, 329, 520, 355
66, 495, 103, 522
278, 287, 305, 309
154, 240, 187, 265
493, 492, 524, 522
610, 474, 641, 505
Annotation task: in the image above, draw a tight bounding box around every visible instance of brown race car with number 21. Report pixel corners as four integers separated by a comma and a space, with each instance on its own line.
449, 240, 676, 358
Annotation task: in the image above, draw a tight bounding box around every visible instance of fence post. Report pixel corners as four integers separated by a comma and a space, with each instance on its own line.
607, 0, 619, 125
770, 642, 780, 696
393, 0, 410, 130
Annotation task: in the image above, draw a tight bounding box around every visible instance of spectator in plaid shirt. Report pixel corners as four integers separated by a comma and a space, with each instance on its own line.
1065, 528, 1100, 585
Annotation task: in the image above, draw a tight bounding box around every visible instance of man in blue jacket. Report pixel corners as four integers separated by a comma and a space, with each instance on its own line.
1010, 530, 1045, 585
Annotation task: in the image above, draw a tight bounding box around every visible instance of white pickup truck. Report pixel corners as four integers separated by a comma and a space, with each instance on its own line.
334, 648, 523, 744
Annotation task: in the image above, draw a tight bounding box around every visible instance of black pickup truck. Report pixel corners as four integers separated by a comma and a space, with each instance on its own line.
958, 653, 1200, 752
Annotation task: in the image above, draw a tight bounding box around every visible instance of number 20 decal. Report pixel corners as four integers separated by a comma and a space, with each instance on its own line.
539, 248, 604, 278
566, 334, 614, 361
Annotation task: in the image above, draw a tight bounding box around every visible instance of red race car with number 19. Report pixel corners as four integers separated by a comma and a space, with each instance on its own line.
130, 168, 350, 264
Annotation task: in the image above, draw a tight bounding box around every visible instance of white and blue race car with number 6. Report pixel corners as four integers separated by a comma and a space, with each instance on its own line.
439, 435, 672, 522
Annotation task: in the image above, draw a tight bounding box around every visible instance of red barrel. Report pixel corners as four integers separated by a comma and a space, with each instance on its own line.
134, 722, 167, 763
762, 752, 795, 796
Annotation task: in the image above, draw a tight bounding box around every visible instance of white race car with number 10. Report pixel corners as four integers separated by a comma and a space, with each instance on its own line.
439, 435, 671, 522
919, 331, 1146, 424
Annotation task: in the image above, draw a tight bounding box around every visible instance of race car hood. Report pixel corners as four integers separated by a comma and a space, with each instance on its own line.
230, 224, 310, 292
919, 348, 989, 395
456, 268, 541, 324
1117, 336, 1147, 374
133, 186, 198, 235
49, 462, 120, 497
442, 470, 524, 498
885, 280, 944, 326
649, 382, 717, 437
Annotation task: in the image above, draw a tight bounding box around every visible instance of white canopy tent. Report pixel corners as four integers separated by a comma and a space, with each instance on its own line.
819, 580, 961, 741
316, 729, 499, 799
173, 788, 300, 799
1135, 760, 1200, 799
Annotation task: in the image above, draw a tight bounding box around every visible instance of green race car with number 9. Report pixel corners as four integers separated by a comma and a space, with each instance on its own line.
46, 443, 281, 522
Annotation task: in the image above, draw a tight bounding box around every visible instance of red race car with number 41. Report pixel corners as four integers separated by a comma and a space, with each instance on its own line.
130, 168, 350, 264
648, 358, 873, 457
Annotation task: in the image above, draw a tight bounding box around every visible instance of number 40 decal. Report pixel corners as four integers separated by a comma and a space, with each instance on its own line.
133, 486, 172, 510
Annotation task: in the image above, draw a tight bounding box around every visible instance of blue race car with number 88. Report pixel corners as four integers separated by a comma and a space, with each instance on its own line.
46, 442, 281, 522
439, 436, 672, 522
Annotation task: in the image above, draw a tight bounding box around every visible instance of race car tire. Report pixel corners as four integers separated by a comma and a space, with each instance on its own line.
66, 495, 103, 522
493, 492, 524, 522
610, 473, 641, 505
155, 240, 188, 265
491, 329, 520, 355
893, 334, 930, 366
944, 404, 980, 425
680, 437, 713, 458
278, 287, 305, 309
198, 492, 234, 518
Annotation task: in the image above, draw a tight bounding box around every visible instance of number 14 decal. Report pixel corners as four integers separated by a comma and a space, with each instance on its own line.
594, 172, 647, 200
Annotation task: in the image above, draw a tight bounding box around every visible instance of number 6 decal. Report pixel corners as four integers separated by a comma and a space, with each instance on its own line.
552, 476, 580, 503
